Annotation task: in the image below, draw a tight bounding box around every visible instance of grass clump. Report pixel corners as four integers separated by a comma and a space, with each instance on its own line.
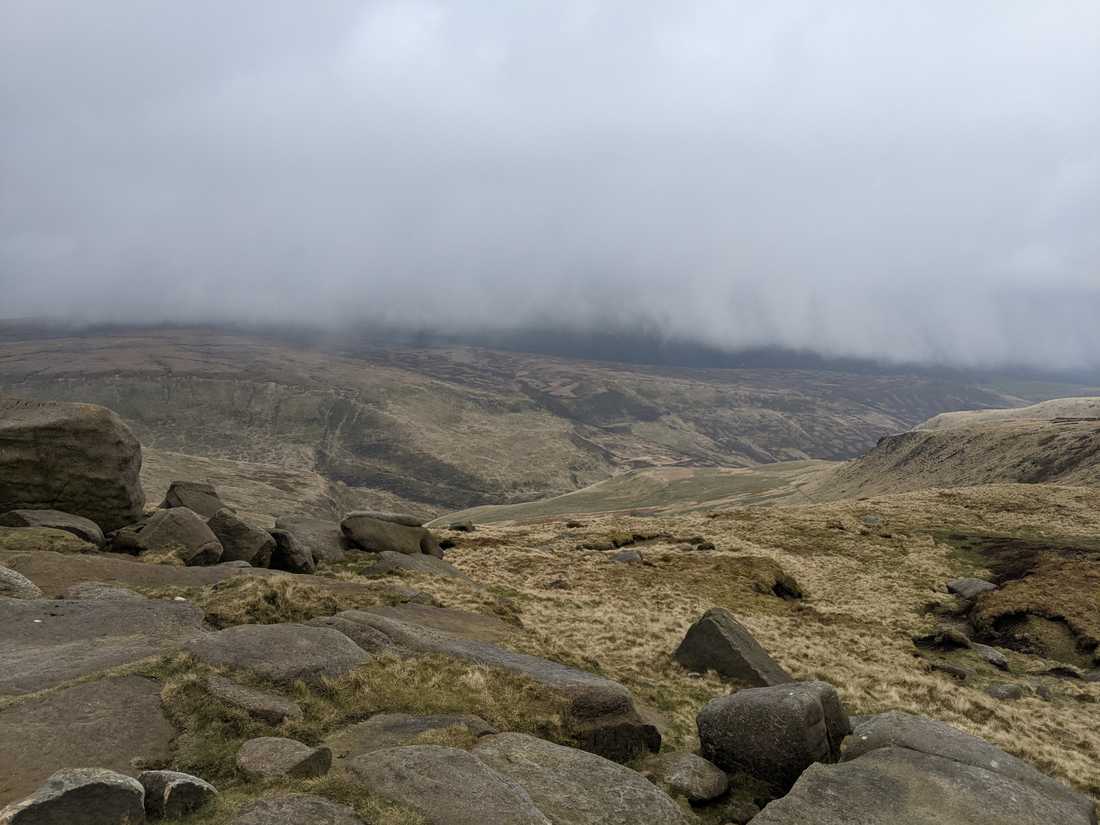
196, 577, 377, 628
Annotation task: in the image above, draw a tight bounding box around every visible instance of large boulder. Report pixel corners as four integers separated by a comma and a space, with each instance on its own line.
473, 733, 689, 825
268, 528, 315, 573
183, 623, 370, 686
116, 508, 223, 565
328, 609, 660, 762
236, 737, 331, 780
341, 512, 442, 557
0, 675, 176, 806
749, 746, 1096, 825
639, 751, 729, 804
697, 681, 850, 791
159, 481, 227, 518
0, 598, 203, 695
674, 607, 793, 686
207, 509, 274, 567
274, 515, 351, 564
0, 396, 144, 532
0, 510, 105, 547
0, 768, 145, 825
138, 771, 216, 819
0, 566, 42, 600
346, 745, 551, 825
230, 794, 364, 825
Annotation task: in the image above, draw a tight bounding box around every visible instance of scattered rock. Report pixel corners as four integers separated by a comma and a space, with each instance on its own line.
327, 713, 496, 767
0, 396, 145, 532
611, 549, 642, 563
347, 745, 551, 825
183, 623, 370, 686
341, 511, 442, 557
122, 507, 224, 566
230, 794, 364, 825
364, 550, 465, 579
474, 733, 689, 825
674, 607, 793, 686
0, 510, 105, 547
237, 737, 331, 780
971, 642, 1009, 670
273, 515, 350, 564
985, 683, 1026, 701
160, 481, 227, 518
0, 676, 176, 806
640, 751, 728, 804
267, 528, 315, 574
138, 770, 216, 819
0, 566, 42, 600
207, 510, 274, 567
0, 768, 145, 825
205, 675, 303, 725
947, 578, 997, 600
698, 681, 850, 791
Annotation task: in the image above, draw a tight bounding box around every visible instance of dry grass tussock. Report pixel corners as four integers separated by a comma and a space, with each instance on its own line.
399, 483, 1100, 797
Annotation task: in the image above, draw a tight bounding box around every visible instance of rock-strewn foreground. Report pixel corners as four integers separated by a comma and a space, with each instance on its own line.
1, 395, 1098, 824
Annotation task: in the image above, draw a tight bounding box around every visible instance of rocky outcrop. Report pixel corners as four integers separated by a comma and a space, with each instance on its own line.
268, 528, 315, 574
183, 623, 370, 686
236, 737, 331, 780
473, 733, 689, 825
274, 515, 350, 563
138, 771, 216, 819
0, 396, 144, 532
341, 511, 442, 557
0, 510, 105, 547
113, 508, 223, 565
347, 745, 551, 825
160, 481, 227, 518
0, 768, 145, 825
207, 509, 274, 567
230, 795, 364, 825
698, 681, 849, 791
674, 607, 793, 685
0, 566, 42, 600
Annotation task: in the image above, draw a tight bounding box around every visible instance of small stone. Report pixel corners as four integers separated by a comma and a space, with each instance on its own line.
946, 578, 997, 600
236, 737, 331, 780
640, 751, 728, 803
972, 643, 1009, 670
611, 549, 642, 563
985, 683, 1026, 701
139, 770, 217, 819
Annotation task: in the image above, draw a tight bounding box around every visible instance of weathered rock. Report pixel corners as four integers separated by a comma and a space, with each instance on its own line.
640, 751, 728, 803
124, 507, 223, 566
160, 481, 227, 518
347, 745, 551, 825
985, 683, 1026, 701
0, 396, 145, 533
61, 581, 144, 601
0, 768, 145, 825
0, 676, 175, 806
0, 566, 42, 600
304, 616, 395, 653
0, 510, 105, 547
364, 603, 517, 643
349, 510, 424, 528
674, 607, 792, 686
972, 642, 1009, 670
237, 737, 331, 780
473, 733, 688, 825
138, 771, 216, 819
947, 578, 997, 600
610, 549, 642, 563
698, 681, 850, 791
365, 550, 465, 579
230, 794, 364, 825
331, 610, 660, 762
183, 623, 370, 686
205, 675, 303, 725
274, 515, 350, 564
268, 528, 315, 574
207, 510, 274, 567
0, 598, 203, 694
341, 512, 442, 557
843, 711, 1094, 818
749, 746, 1095, 825
327, 713, 496, 768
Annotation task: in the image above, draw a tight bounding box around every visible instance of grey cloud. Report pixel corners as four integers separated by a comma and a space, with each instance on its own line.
1, 1, 1098, 369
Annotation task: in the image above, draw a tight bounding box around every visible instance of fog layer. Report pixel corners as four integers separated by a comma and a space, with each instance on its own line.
1, 2, 1098, 370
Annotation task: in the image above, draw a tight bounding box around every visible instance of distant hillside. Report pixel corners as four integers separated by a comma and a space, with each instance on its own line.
0, 326, 1062, 514
810, 397, 1100, 500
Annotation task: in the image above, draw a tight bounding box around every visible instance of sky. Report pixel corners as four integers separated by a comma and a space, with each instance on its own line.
1, 1, 1098, 371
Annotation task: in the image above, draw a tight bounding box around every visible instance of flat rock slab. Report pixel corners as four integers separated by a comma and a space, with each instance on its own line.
205, 675, 303, 725
327, 713, 496, 768
364, 550, 465, 579
364, 604, 517, 643
750, 746, 1095, 825
473, 733, 689, 825
0, 675, 175, 805
0, 510, 105, 547
184, 623, 371, 686
347, 745, 551, 825
229, 794, 364, 825
0, 598, 203, 694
